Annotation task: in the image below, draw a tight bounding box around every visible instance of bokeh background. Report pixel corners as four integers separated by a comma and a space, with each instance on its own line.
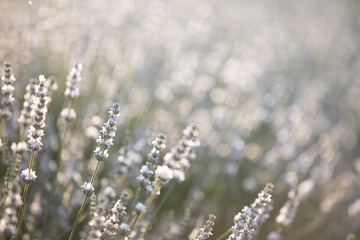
1, 0, 360, 239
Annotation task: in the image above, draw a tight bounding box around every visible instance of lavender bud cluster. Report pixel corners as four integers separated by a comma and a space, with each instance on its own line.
0, 183, 22, 239
20, 168, 37, 183
194, 214, 216, 240
11, 141, 28, 155
90, 195, 97, 216
250, 183, 274, 225
104, 192, 129, 237
81, 182, 95, 196
134, 202, 145, 214
62, 63, 82, 123
155, 165, 173, 183
164, 123, 200, 181
230, 207, 258, 240
60, 108, 77, 123
94, 103, 121, 161
89, 195, 105, 240
89, 212, 105, 240
64, 63, 82, 100
275, 187, 300, 227
228, 183, 274, 240
88, 188, 116, 239
44, 76, 58, 102
137, 134, 166, 192
116, 147, 129, 175
18, 78, 38, 128
0, 62, 16, 119
27, 76, 49, 152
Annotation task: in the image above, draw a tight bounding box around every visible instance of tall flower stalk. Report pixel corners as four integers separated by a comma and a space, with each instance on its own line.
130, 163, 174, 229
130, 124, 200, 236
193, 214, 217, 240
143, 124, 200, 233
56, 63, 83, 179
103, 192, 129, 238
216, 183, 274, 240
68, 103, 121, 240
266, 187, 300, 240
15, 75, 49, 236
128, 134, 166, 225
0, 62, 16, 137
0, 142, 27, 212
18, 78, 38, 140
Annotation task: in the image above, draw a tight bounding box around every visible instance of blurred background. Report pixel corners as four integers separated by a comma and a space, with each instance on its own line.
1, 0, 360, 239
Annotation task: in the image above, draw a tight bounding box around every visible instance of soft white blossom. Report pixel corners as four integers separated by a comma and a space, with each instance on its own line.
20, 168, 37, 183
155, 165, 173, 183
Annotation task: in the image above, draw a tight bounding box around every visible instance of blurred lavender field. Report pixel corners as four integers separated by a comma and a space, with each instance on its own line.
1, 0, 360, 239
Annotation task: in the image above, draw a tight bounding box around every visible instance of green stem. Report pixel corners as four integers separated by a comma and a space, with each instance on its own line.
127, 186, 143, 224
143, 183, 175, 235
19, 125, 26, 142
28, 150, 35, 170
90, 161, 100, 184
56, 123, 68, 172
68, 160, 101, 240
15, 183, 30, 233
0, 118, 5, 137
68, 196, 89, 240
132, 181, 161, 228
55, 99, 72, 179
56, 212, 89, 240
15, 150, 35, 236
0, 195, 5, 208
215, 227, 232, 240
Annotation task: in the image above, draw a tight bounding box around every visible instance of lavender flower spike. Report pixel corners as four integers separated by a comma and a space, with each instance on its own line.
94, 103, 121, 161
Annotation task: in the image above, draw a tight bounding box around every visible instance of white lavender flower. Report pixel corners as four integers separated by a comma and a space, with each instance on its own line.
164, 123, 199, 181
27, 75, 49, 152
10, 142, 17, 153
88, 212, 105, 240
94, 103, 121, 161
64, 63, 82, 100
135, 202, 145, 214
18, 78, 38, 127
17, 141, 28, 154
61, 108, 77, 122
173, 169, 185, 182
266, 231, 282, 240
118, 223, 130, 236
194, 214, 216, 240
44, 76, 58, 101
116, 146, 141, 174
11, 141, 28, 154
81, 182, 95, 196
27, 138, 43, 152
0, 62, 16, 119
155, 165, 173, 183
0, 182, 22, 239
60, 64, 82, 124
104, 192, 129, 237
20, 168, 37, 183
89, 186, 116, 240
275, 187, 300, 227
250, 183, 274, 225
228, 183, 274, 240
229, 208, 257, 240
88, 195, 106, 240
137, 134, 166, 192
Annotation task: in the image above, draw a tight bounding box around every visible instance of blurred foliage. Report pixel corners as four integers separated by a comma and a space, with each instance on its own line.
1, 0, 360, 239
